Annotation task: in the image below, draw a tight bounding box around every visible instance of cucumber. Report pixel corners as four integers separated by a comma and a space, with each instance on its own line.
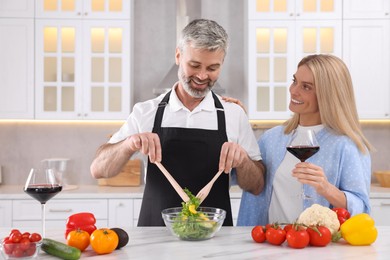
41, 238, 81, 260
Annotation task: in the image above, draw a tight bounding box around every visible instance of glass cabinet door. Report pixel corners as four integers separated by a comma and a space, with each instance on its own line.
36, 0, 130, 19
35, 20, 83, 119
82, 20, 130, 119
248, 21, 295, 119
248, 0, 341, 20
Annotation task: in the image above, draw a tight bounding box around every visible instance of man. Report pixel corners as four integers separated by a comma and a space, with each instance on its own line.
90, 19, 265, 226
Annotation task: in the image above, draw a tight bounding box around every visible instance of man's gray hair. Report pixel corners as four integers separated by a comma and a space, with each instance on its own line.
178, 19, 229, 55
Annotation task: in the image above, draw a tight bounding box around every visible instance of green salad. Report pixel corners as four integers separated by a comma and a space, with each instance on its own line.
172, 188, 219, 240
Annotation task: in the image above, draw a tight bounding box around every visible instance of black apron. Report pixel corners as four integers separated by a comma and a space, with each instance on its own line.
137, 90, 233, 226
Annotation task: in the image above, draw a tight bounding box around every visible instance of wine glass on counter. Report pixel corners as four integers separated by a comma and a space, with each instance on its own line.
24, 168, 63, 237
286, 128, 320, 199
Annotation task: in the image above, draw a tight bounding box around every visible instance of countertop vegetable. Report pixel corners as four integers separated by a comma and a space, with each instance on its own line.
297, 204, 340, 235
2, 227, 389, 259
340, 213, 378, 246
65, 213, 96, 239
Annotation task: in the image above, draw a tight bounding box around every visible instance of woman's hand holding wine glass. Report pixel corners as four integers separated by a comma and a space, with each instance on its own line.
24, 168, 63, 238
286, 128, 320, 199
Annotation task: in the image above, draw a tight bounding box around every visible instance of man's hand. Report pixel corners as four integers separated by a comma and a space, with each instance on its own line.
218, 142, 248, 173
125, 132, 162, 163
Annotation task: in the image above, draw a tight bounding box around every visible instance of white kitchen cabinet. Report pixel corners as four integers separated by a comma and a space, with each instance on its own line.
35, 0, 131, 19
247, 0, 342, 120
35, 19, 130, 119
343, 0, 390, 19
108, 199, 134, 227
0, 200, 12, 227
133, 198, 142, 227
342, 2, 390, 119
0, 18, 34, 119
34, 0, 131, 120
370, 198, 390, 225
12, 199, 108, 228
0, 0, 34, 17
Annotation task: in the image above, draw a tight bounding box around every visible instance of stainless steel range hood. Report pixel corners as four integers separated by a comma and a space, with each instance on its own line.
152, 0, 225, 96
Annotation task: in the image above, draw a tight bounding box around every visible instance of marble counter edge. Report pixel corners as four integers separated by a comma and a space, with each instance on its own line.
0, 184, 389, 200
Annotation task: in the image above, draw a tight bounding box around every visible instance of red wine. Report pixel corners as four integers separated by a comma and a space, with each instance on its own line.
287, 146, 320, 162
24, 184, 62, 204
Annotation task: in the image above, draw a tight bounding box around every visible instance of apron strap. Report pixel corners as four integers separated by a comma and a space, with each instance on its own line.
152, 91, 171, 133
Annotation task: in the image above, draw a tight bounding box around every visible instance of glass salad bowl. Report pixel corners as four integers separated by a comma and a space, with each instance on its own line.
161, 207, 226, 241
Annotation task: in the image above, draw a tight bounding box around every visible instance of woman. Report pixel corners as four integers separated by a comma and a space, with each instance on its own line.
236, 54, 374, 226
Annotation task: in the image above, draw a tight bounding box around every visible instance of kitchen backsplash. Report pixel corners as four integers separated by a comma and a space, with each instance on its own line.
0, 121, 389, 186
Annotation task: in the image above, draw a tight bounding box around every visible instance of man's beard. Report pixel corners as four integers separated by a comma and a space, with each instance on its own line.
178, 65, 215, 99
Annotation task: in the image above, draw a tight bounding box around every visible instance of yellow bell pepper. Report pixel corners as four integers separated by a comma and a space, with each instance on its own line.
340, 213, 378, 246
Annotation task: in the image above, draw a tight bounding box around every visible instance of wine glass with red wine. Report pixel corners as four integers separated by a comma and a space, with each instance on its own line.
286, 129, 320, 199
24, 168, 63, 237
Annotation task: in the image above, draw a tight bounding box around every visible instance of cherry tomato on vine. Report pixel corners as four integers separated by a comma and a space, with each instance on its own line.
265, 226, 286, 246
251, 226, 266, 243
307, 226, 332, 247
283, 224, 293, 233
286, 227, 310, 249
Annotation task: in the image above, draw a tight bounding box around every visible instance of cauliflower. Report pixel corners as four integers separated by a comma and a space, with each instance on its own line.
297, 204, 340, 235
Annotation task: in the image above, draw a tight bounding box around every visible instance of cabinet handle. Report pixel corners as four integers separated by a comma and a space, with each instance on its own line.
380, 202, 390, 206
77, 12, 81, 16
48, 209, 73, 213
385, 12, 389, 16
84, 12, 88, 16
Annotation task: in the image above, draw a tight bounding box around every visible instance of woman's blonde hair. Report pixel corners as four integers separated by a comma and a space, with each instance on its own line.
284, 54, 373, 153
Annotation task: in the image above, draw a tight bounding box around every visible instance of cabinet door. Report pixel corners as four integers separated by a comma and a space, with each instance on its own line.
108, 199, 134, 227
83, 0, 131, 19
0, 19, 34, 119
248, 0, 295, 20
82, 20, 130, 120
35, 19, 83, 119
35, 0, 130, 19
370, 198, 390, 225
343, 0, 390, 19
343, 20, 390, 119
0, 0, 34, 17
248, 0, 341, 20
295, 0, 342, 20
13, 199, 108, 226
248, 20, 295, 120
133, 199, 142, 227
0, 200, 12, 227
295, 20, 342, 59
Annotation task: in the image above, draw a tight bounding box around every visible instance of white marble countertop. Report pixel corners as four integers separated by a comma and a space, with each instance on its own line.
0, 183, 389, 200
0, 184, 244, 199
1, 226, 389, 259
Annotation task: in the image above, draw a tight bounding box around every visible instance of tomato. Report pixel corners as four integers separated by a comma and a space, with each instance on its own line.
67, 229, 90, 252
283, 224, 293, 233
90, 228, 119, 255
9, 231, 22, 243
29, 233, 42, 242
286, 227, 310, 249
265, 226, 286, 246
22, 232, 31, 239
19, 237, 31, 251
332, 208, 350, 226
251, 226, 266, 243
307, 226, 332, 247
25, 244, 37, 256
12, 247, 24, 258
3, 239, 14, 255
